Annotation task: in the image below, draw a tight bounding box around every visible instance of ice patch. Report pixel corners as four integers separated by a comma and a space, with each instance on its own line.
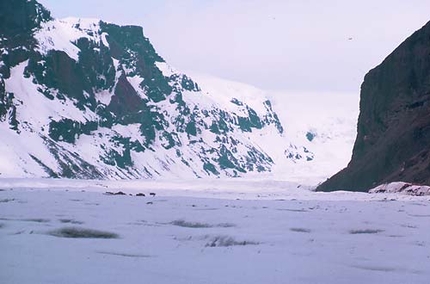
101, 32, 109, 48
155, 61, 175, 78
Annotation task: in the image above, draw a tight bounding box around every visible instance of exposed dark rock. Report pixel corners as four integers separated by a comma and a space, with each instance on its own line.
203, 162, 220, 175
49, 118, 97, 143
108, 73, 144, 118
0, 89, 19, 131
105, 191, 126, 196
263, 100, 284, 134
0, 0, 52, 79
101, 22, 171, 103
27, 50, 95, 108
306, 131, 316, 142
100, 136, 133, 169
0, 0, 51, 37
318, 20, 430, 192
75, 37, 116, 91
48, 227, 119, 239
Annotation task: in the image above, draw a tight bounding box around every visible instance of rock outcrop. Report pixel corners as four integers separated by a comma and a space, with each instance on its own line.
318, 20, 430, 192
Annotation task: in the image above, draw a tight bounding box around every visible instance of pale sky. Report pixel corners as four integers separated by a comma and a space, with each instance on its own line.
38, 0, 430, 93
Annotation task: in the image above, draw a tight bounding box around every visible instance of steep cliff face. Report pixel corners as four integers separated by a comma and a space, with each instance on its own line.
1, 0, 315, 179
318, 20, 430, 192
0, 0, 51, 77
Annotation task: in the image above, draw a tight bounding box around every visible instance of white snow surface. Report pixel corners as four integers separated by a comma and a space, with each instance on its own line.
269, 90, 359, 183
155, 61, 176, 78
370, 182, 430, 196
34, 17, 104, 61
0, 178, 429, 284
191, 73, 271, 115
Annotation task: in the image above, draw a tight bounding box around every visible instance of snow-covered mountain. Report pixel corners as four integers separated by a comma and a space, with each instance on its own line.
191, 74, 359, 183
0, 0, 357, 182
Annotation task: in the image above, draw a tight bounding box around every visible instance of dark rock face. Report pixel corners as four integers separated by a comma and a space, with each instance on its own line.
318, 20, 430, 192
0, 0, 51, 37
0, 0, 52, 78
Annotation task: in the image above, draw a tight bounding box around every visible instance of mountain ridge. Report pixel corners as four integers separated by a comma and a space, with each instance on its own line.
1, 0, 318, 180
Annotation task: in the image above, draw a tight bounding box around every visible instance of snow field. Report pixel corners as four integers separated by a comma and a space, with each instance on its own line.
1, 179, 429, 284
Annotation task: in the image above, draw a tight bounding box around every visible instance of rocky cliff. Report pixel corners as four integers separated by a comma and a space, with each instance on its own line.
318, 20, 430, 192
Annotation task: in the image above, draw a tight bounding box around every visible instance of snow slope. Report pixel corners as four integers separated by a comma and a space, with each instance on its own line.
1, 14, 321, 182
192, 74, 359, 184
268, 90, 359, 182
0, 179, 429, 284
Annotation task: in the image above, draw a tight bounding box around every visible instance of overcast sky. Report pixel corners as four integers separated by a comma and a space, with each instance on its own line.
38, 0, 430, 93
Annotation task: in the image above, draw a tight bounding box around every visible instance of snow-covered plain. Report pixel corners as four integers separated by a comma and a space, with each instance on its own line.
1, 178, 429, 284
